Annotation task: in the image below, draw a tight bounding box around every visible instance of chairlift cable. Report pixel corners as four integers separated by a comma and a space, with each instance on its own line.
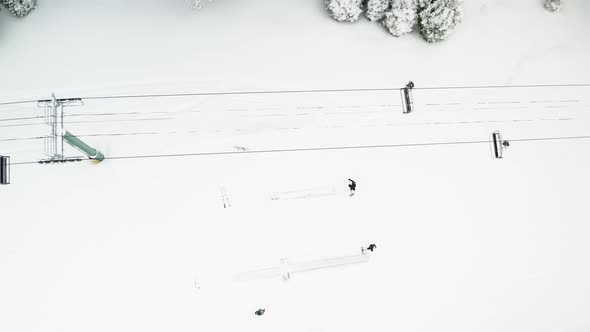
8, 134, 590, 166
1, 83, 589, 107
0, 116, 579, 144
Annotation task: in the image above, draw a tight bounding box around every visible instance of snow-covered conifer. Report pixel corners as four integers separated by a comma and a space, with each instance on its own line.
325, 0, 364, 22
193, 0, 214, 10
365, 0, 390, 21
381, 0, 418, 37
418, 0, 462, 42
1, 0, 37, 17
544, 0, 563, 12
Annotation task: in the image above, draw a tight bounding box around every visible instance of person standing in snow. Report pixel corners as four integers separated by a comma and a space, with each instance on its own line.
348, 178, 357, 195
362, 244, 377, 254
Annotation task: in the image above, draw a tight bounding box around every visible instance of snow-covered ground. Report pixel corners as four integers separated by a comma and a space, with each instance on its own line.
1, 1, 590, 332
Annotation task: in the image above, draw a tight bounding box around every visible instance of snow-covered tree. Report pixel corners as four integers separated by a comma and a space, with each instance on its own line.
544, 0, 563, 12
365, 0, 390, 21
1, 0, 37, 17
325, 0, 364, 22
193, 0, 214, 10
382, 0, 418, 37
418, 0, 462, 42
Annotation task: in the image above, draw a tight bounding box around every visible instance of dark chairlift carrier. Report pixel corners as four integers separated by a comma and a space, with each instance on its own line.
401, 81, 415, 114
491, 131, 510, 159
1, 155, 9, 185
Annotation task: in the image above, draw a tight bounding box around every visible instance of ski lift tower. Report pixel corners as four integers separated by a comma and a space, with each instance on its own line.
37, 94, 104, 163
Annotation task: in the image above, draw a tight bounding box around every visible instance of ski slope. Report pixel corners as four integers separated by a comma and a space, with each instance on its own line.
1, 1, 590, 332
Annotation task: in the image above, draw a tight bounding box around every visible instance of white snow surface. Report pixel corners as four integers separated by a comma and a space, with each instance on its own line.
1, 1, 590, 332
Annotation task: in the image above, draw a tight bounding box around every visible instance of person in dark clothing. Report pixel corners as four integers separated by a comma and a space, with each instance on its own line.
362, 244, 377, 254
348, 178, 356, 194
255, 309, 266, 316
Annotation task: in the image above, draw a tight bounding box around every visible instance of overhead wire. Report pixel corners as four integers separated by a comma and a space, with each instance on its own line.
0, 99, 39, 106
0, 116, 578, 144
0, 83, 589, 106
413, 83, 590, 90
1, 98, 587, 132
1, 84, 587, 130
0, 100, 586, 130
0, 117, 176, 128
8, 134, 590, 166
0, 136, 43, 143
2, 85, 589, 162
0, 115, 44, 122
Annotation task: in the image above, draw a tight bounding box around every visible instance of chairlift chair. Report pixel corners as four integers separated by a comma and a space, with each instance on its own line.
0, 155, 10, 185
490, 131, 509, 159
401, 81, 414, 114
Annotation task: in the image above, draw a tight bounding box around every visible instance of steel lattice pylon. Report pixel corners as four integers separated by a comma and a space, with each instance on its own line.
37, 94, 104, 163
